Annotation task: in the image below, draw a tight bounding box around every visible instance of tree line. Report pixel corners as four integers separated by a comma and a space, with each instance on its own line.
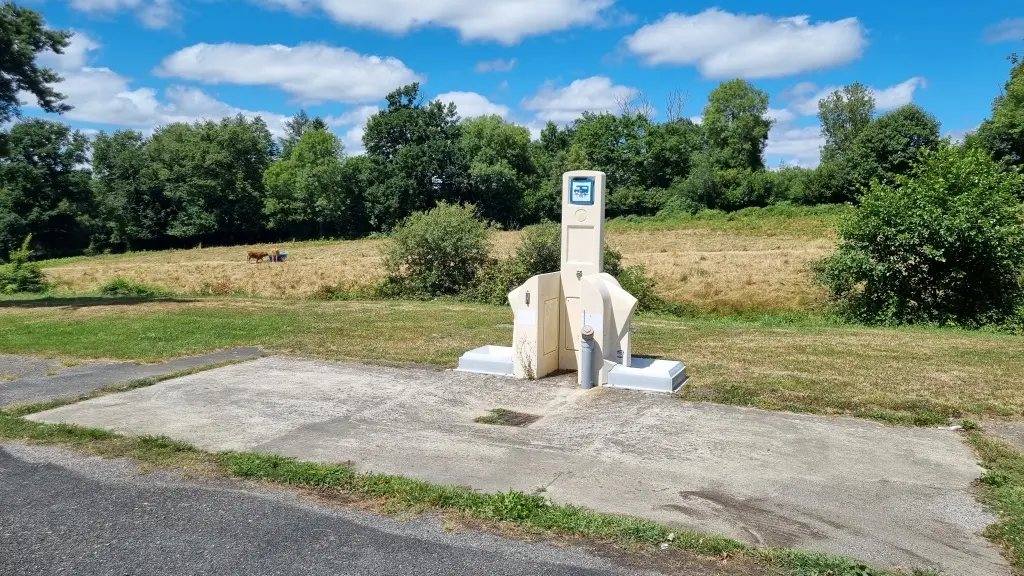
1, 2, 1022, 262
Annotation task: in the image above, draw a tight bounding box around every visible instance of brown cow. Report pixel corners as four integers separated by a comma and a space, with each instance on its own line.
246, 250, 269, 263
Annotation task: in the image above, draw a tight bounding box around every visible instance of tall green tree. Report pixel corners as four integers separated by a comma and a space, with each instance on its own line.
147, 114, 275, 245
264, 126, 362, 239
845, 104, 941, 192
565, 111, 651, 191
279, 109, 328, 160
702, 79, 772, 171
818, 82, 876, 164
524, 121, 575, 223
362, 83, 469, 230
975, 53, 1024, 167
0, 3, 72, 156
643, 117, 703, 189
0, 2, 71, 126
91, 129, 167, 251
459, 114, 535, 227
0, 119, 92, 259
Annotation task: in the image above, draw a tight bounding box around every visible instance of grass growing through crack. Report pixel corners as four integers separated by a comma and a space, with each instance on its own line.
473, 408, 541, 426
0, 408, 909, 576
968, 432, 1024, 572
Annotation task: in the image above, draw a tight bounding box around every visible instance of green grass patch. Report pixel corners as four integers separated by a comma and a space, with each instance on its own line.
98, 277, 170, 298
473, 408, 541, 426
2, 297, 1023, 426
606, 204, 849, 237
0, 407, 911, 576
968, 432, 1024, 572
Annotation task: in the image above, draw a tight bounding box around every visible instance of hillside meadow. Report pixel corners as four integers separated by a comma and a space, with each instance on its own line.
38, 206, 844, 315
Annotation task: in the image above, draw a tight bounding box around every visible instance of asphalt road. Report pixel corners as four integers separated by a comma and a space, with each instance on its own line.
0, 443, 668, 576
0, 348, 263, 409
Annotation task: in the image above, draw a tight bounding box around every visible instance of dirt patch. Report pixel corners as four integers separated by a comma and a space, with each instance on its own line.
474, 408, 542, 427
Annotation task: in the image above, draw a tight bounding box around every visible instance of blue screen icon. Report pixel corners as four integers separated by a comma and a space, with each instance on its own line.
569, 178, 595, 205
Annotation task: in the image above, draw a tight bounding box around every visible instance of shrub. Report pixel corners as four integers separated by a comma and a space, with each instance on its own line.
813, 142, 1024, 327
603, 244, 623, 278
98, 277, 167, 298
606, 186, 667, 218
0, 235, 48, 294
382, 202, 492, 297
469, 222, 631, 305
514, 222, 561, 276
311, 282, 377, 301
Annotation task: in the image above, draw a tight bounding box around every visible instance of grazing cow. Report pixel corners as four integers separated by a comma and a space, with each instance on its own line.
246, 250, 269, 263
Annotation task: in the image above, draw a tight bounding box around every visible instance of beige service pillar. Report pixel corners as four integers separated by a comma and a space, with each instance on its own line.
559, 170, 606, 372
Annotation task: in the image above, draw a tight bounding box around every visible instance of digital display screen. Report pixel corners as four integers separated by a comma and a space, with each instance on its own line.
569, 178, 595, 205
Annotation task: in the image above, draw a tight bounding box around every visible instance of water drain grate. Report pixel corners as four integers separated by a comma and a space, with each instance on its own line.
474, 408, 540, 427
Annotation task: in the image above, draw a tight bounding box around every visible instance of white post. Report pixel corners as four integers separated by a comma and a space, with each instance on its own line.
558, 170, 607, 371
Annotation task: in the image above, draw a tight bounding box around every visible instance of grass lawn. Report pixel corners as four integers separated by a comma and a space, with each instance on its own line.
2, 295, 1022, 426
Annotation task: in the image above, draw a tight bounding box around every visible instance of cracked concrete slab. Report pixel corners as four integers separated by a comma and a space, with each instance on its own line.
0, 347, 263, 408
28, 357, 1008, 576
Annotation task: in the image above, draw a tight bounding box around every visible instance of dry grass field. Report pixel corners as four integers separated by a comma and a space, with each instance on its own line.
41, 211, 838, 314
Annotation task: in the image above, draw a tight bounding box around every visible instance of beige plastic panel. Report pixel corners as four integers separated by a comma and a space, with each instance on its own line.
508, 272, 561, 379
543, 298, 559, 356
563, 297, 581, 354
580, 273, 638, 385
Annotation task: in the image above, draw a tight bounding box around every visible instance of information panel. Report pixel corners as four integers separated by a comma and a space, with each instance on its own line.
569, 178, 595, 205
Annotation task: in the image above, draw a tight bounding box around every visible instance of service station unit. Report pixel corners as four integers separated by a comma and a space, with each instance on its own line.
458, 170, 688, 393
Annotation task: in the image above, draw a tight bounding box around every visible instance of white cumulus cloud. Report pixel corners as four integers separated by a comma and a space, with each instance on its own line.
22, 32, 287, 136
521, 76, 637, 123
624, 8, 866, 79
766, 107, 795, 124
156, 43, 421, 104
67, 0, 179, 29
324, 105, 379, 154
256, 0, 614, 44
764, 76, 928, 168
434, 91, 509, 119
766, 125, 824, 168
789, 77, 927, 116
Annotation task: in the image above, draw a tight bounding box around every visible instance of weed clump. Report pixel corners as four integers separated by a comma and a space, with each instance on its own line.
0, 235, 48, 294
99, 277, 168, 298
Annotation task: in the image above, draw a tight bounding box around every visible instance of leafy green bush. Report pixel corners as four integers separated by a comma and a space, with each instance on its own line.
514, 222, 561, 275
0, 235, 48, 294
311, 282, 377, 301
382, 202, 492, 297
606, 186, 667, 218
603, 244, 623, 278
470, 222, 630, 305
813, 142, 1024, 327
98, 277, 167, 298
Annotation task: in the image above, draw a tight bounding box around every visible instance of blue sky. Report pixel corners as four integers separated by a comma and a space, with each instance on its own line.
18, 0, 1024, 167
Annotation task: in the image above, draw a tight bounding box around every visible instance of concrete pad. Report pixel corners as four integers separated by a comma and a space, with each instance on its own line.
0, 347, 263, 409
29, 357, 1007, 576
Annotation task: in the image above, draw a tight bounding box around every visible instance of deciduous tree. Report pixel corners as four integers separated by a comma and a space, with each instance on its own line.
702, 79, 772, 171
0, 119, 91, 258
